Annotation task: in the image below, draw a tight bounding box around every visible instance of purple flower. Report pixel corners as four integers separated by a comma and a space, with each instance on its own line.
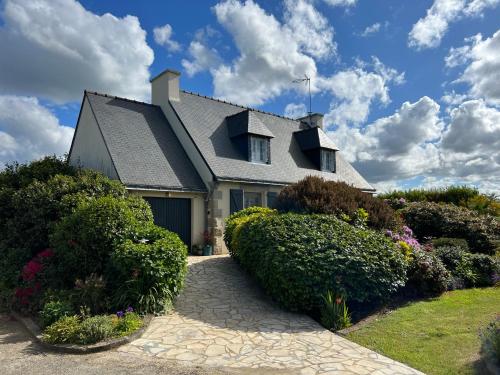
116, 310, 124, 318
399, 198, 406, 204
126, 306, 134, 313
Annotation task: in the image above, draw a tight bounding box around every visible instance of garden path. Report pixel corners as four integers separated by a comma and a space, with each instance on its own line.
119, 256, 423, 375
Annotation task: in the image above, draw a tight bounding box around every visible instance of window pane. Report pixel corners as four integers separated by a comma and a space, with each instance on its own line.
250, 136, 268, 163
244, 192, 262, 208
321, 150, 335, 172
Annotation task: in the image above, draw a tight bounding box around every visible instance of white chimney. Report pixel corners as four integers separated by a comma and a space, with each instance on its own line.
297, 113, 324, 130
151, 69, 181, 105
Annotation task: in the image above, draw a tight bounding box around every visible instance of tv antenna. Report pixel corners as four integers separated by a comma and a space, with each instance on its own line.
292, 75, 312, 126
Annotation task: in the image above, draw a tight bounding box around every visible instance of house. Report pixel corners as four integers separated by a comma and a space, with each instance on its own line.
68, 68, 374, 254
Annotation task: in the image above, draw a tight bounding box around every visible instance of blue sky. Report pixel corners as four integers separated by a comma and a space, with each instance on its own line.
0, 0, 499, 192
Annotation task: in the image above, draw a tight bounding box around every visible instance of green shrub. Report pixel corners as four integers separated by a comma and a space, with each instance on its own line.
109, 224, 188, 314
0, 168, 127, 290
233, 213, 407, 312
320, 291, 351, 331
469, 254, 500, 287
432, 237, 469, 252
114, 311, 142, 336
401, 202, 499, 254
405, 249, 450, 296
50, 195, 152, 286
74, 274, 108, 314
42, 315, 81, 344
78, 315, 115, 345
224, 207, 276, 259
480, 317, 500, 366
39, 300, 74, 328
275, 176, 398, 230
379, 186, 480, 206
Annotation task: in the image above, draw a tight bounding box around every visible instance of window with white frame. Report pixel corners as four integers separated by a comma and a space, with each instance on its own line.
250, 136, 269, 163
321, 149, 336, 172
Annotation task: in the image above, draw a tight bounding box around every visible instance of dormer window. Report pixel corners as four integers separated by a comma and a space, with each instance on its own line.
321, 149, 336, 172
250, 136, 270, 164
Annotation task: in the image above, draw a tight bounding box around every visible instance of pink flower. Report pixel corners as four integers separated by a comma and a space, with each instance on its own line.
37, 248, 54, 258
22, 260, 43, 281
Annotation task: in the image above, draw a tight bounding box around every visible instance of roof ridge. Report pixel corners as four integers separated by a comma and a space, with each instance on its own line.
85, 90, 157, 107
180, 90, 298, 122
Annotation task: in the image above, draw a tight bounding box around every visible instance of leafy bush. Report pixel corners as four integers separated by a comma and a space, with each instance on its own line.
224, 207, 276, 259
50, 195, 152, 286
275, 176, 398, 230
42, 315, 81, 344
109, 224, 188, 314
401, 202, 499, 254
39, 300, 74, 328
78, 315, 115, 345
379, 186, 480, 206
320, 291, 351, 331
405, 249, 450, 296
480, 317, 500, 366
74, 274, 108, 314
432, 237, 469, 252
233, 213, 407, 312
469, 254, 500, 287
114, 310, 142, 336
0, 168, 127, 290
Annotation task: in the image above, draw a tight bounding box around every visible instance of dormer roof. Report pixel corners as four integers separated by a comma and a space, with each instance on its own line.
227, 109, 274, 139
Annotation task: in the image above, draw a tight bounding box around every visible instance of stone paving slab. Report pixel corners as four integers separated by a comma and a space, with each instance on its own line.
118, 256, 424, 375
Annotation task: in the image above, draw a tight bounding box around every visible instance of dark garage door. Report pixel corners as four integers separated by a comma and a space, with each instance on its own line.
144, 197, 192, 248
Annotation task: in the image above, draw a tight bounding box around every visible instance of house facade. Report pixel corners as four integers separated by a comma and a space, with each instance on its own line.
68, 69, 374, 254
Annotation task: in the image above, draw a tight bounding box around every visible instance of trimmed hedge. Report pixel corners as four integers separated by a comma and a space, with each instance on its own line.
50, 195, 152, 286
275, 176, 398, 230
109, 224, 188, 314
401, 202, 499, 254
232, 213, 407, 312
224, 207, 276, 259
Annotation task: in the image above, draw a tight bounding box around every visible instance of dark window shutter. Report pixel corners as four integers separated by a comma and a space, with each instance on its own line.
267, 138, 271, 164
267, 192, 278, 208
230, 189, 244, 214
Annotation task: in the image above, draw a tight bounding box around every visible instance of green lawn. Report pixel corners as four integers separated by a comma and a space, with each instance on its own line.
347, 287, 500, 375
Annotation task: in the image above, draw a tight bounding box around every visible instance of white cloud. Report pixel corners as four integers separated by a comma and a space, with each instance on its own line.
284, 103, 307, 118
441, 90, 469, 105
360, 23, 381, 37
153, 24, 181, 52
181, 41, 221, 77
321, 58, 404, 126
211, 0, 320, 106
323, 0, 357, 6
450, 29, 500, 105
283, 0, 336, 60
329, 96, 500, 193
0, 95, 74, 167
408, 0, 499, 50
0, 0, 154, 103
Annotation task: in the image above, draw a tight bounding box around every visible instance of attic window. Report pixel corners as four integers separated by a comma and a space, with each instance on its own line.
250, 136, 270, 164
321, 149, 336, 172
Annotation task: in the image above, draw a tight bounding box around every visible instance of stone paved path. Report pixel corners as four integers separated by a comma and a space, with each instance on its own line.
118, 256, 424, 375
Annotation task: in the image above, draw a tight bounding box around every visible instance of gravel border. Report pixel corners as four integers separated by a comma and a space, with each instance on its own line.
11, 311, 153, 354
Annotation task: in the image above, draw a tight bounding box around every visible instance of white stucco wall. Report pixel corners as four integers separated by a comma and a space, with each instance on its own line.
68, 97, 119, 180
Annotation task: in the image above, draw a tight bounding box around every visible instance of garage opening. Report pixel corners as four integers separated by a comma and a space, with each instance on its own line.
144, 197, 192, 249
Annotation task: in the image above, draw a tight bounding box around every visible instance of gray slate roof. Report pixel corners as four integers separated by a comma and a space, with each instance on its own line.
294, 126, 339, 151
170, 91, 374, 191
227, 110, 274, 138
85, 92, 206, 192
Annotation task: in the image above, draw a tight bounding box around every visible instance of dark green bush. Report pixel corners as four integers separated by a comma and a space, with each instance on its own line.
74, 274, 108, 314
405, 249, 450, 296
39, 300, 74, 328
77, 315, 115, 345
432, 237, 469, 252
401, 202, 499, 254
233, 213, 407, 312
469, 254, 500, 287
42, 315, 81, 344
275, 176, 398, 230
224, 207, 276, 259
0, 169, 127, 290
379, 186, 480, 206
109, 224, 188, 314
50, 196, 152, 287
